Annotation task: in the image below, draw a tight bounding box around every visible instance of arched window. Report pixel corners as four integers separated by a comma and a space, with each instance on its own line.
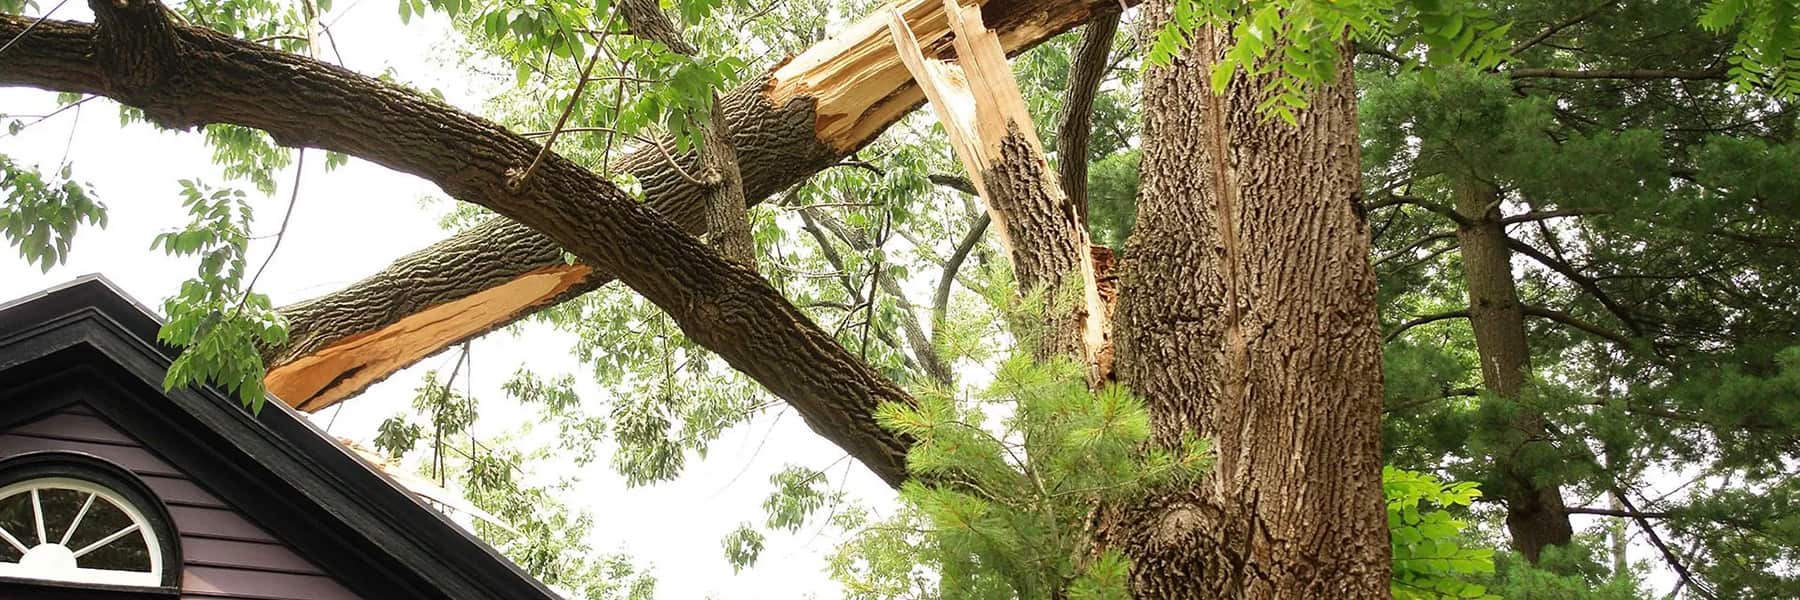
0, 452, 180, 590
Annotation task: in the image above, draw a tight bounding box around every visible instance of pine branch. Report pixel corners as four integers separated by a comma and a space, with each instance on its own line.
1507, 66, 1729, 81
1506, 236, 1645, 337
1383, 309, 1471, 342
1507, 0, 1619, 55
1364, 193, 1474, 227
1521, 303, 1635, 348
1565, 506, 1674, 519
1501, 207, 1611, 225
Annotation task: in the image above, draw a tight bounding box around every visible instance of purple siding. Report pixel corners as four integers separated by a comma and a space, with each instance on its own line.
0, 405, 363, 600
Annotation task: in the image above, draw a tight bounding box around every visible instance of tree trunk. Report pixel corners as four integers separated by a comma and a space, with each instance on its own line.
888, 0, 1106, 371
1100, 16, 1390, 598
1452, 179, 1573, 562
257, 0, 1130, 411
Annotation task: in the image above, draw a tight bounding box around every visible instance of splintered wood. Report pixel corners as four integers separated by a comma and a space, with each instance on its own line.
886, 0, 1112, 379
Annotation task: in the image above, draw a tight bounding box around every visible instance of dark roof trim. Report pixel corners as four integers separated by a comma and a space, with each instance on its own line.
0, 276, 564, 600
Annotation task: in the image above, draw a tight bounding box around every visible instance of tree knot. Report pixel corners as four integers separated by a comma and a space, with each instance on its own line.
88, 0, 183, 96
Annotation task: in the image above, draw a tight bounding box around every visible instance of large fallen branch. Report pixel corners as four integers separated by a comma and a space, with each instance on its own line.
2, 0, 919, 486
262, 0, 1129, 411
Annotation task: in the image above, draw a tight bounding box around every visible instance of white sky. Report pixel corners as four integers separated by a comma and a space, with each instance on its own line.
0, 2, 895, 598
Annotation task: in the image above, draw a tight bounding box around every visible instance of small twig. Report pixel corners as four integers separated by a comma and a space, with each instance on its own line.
1, 95, 96, 139
241, 149, 305, 305
518, 126, 709, 186
56, 96, 80, 168
510, 41, 606, 192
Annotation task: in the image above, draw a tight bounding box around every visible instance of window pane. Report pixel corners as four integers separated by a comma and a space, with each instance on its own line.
63, 498, 131, 554
77, 531, 151, 572
37, 488, 86, 545
0, 492, 29, 562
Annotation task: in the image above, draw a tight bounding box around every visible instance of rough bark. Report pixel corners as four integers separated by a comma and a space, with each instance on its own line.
888, 0, 1107, 372
267, 220, 591, 412
617, 0, 754, 265
698, 100, 755, 264
254, 0, 1131, 412
1052, 11, 1119, 223
1099, 17, 1390, 599
1452, 179, 1574, 562
0, 0, 918, 487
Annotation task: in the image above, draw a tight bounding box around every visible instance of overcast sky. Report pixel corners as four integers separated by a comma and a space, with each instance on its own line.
0, 1, 893, 597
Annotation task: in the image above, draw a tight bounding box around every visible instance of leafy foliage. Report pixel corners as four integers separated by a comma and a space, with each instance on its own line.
0, 155, 105, 272
1385, 467, 1496, 599
151, 180, 286, 411
720, 523, 766, 574
1150, 0, 1510, 123
838, 356, 1212, 599
374, 365, 659, 600
1700, 0, 1800, 97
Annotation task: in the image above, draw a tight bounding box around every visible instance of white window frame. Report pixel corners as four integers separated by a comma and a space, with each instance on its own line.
0, 476, 165, 588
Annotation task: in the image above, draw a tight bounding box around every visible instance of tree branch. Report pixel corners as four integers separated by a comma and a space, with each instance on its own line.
1383, 309, 1470, 342
799, 206, 951, 386
1564, 506, 1674, 520
1507, 66, 1728, 81
795, 210, 933, 380
1507, 1, 1618, 55
1364, 192, 1473, 227
931, 212, 991, 333
1374, 231, 1457, 267
615, 0, 753, 264
1501, 207, 1611, 225
1521, 303, 1635, 348
1052, 8, 1119, 224
1505, 236, 1644, 336
1610, 489, 1716, 599
244, 0, 1130, 410
1, 0, 920, 486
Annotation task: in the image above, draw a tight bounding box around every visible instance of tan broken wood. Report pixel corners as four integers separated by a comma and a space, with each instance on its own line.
266, 263, 591, 411
886, 0, 1109, 375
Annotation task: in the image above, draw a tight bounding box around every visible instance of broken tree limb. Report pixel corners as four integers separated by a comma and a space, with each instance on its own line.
267, 220, 591, 412
260, 0, 1131, 412
1, 0, 918, 487
887, 0, 1108, 373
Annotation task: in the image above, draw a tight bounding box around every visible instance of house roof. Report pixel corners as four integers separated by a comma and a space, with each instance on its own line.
0, 275, 565, 600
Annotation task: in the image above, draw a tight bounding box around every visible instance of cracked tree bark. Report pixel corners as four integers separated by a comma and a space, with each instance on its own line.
255, 0, 1131, 411
888, 0, 1107, 373
1097, 9, 1390, 598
